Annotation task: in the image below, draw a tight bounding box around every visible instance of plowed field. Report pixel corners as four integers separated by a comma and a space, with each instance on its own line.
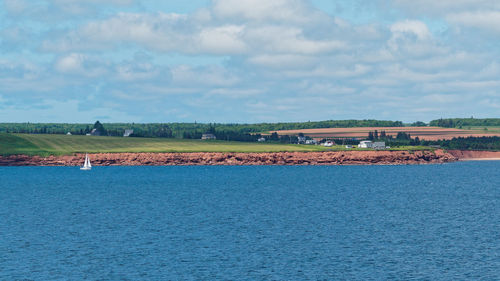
271, 127, 500, 140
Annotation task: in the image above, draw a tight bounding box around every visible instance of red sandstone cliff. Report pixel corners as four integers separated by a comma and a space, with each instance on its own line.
0, 150, 458, 166
447, 150, 500, 160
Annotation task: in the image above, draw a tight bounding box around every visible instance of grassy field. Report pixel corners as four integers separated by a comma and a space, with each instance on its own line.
0, 134, 435, 156
0, 134, 333, 156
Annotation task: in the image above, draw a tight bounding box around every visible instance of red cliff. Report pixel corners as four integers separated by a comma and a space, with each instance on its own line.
0, 150, 458, 166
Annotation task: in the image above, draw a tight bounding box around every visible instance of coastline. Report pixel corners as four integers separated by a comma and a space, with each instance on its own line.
0, 150, 460, 166
447, 150, 500, 161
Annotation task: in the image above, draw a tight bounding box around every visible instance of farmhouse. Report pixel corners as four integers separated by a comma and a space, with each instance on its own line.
358, 140, 373, 148
90, 129, 101, 136
359, 140, 386, 149
323, 141, 335, 147
201, 133, 216, 140
123, 129, 134, 137
297, 136, 307, 144
373, 142, 386, 149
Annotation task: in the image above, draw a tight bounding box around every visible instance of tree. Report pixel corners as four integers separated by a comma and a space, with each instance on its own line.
93, 121, 107, 135
411, 121, 427, 127
368, 131, 374, 140
270, 132, 279, 141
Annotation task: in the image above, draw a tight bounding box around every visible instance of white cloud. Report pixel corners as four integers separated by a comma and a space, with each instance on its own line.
390, 20, 431, 40
3, 0, 500, 122
447, 11, 500, 33
55, 53, 85, 73
198, 25, 247, 54
42, 9, 346, 57
211, 0, 323, 24
391, 0, 500, 16
171, 65, 240, 87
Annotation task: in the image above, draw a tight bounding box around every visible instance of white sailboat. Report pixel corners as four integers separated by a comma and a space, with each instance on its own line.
80, 153, 92, 170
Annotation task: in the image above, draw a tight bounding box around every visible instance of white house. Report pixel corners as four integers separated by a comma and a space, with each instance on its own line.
323, 141, 334, 147
201, 133, 216, 140
257, 137, 266, 142
373, 142, 386, 149
305, 139, 318, 145
358, 140, 373, 148
359, 140, 386, 149
123, 129, 134, 137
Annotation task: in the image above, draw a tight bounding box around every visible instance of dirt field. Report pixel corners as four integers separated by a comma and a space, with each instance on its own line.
271, 127, 500, 140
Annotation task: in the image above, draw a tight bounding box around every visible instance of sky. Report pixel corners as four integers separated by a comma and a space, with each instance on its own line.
0, 0, 499, 123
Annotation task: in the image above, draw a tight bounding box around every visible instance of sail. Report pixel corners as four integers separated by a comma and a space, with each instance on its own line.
81, 153, 91, 169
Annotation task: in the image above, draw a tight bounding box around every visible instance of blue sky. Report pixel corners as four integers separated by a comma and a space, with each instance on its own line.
1, 0, 499, 123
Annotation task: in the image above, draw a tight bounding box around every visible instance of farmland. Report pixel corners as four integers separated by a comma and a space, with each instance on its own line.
0, 134, 329, 156
271, 126, 500, 141
0, 133, 438, 156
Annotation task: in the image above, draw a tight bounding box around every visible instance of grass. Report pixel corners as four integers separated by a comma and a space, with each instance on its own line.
0, 134, 46, 155
0, 134, 330, 156
0, 134, 434, 156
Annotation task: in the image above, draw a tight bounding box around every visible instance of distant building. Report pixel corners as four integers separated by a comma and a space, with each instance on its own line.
90, 128, 101, 136
257, 137, 266, 142
323, 141, 335, 147
201, 133, 216, 140
359, 140, 386, 149
345, 145, 353, 149
66, 132, 72, 135
297, 136, 307, 144
123, 129, 134, 137
305, 140, 318, 145
359, 140, 373, 148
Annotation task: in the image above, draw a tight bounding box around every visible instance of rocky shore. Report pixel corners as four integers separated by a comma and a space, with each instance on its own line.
0, 150, 459, 166
447, 150, 500, 160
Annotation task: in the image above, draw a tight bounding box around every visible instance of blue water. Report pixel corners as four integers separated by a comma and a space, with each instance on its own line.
1, 162, 500, 280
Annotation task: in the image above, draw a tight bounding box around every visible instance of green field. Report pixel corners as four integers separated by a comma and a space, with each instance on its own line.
0, 134, 435, 156
0, 134, 333, 156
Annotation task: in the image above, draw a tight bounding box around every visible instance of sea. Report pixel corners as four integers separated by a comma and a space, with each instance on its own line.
1, 162, 500, 280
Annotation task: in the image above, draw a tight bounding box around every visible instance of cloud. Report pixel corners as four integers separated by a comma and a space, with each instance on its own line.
390, 0, 500, 16
211, 0, 324, 24
447, 11, 500, 34
390, 20, 431, 40
3, 0, 29, 14
42, 9, 346, 57
2, 0, 500, 122
55, 53, 85, 73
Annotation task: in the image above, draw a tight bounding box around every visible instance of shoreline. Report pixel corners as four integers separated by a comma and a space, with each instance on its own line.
0, 150, 460, 166
1, 150, 498, 167
447, 150, 500, 161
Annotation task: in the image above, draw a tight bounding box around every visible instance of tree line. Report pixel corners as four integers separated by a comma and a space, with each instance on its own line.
0, 120, 404, 139
429, 118, 500, 128
366, 130, 500, 150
